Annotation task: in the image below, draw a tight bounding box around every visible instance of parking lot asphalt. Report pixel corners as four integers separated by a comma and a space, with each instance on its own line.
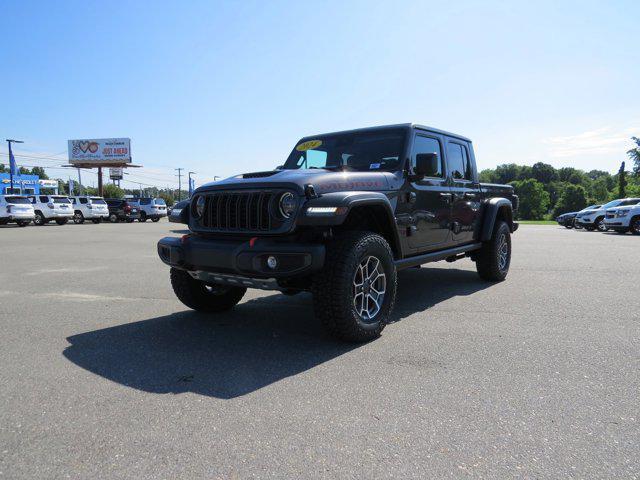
0, 221, 638, 479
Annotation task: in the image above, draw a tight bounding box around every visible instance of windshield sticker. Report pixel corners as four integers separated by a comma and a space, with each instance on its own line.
296, 139, 323, 151
369, 163, 381, 169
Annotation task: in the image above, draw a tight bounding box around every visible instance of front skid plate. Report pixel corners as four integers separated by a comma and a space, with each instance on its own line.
189, 271, 281, 291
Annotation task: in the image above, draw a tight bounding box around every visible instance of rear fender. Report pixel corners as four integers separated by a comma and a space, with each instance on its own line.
480, 198, 514, 241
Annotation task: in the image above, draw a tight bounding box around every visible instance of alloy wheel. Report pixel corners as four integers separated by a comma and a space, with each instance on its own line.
498, 233, 509, 271
353, 255, 386, 323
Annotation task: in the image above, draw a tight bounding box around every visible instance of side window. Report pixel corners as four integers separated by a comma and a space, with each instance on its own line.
412, 136, 443, 178
296, 150, 328, 169
39, 196, 48, 203
461, 144, 473, 180
446, 142, 471, 181
80, 198, 88, 204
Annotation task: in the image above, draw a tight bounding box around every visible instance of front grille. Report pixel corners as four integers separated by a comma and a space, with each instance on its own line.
198, 191, 281, 232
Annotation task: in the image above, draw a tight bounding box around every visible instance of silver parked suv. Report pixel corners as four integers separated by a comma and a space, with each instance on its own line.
575, 199, 640, 231
130, 197, 167, 222
604, 199, 640, 234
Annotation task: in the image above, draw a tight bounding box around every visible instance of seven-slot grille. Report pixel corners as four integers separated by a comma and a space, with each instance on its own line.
198, 191, 279, 232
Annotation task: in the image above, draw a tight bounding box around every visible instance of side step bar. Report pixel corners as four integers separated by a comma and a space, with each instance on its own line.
394, 243, 482, 271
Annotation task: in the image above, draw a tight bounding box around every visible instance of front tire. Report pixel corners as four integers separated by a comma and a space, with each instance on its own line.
312, 231, 397, 342
170, 268, 246, 312
630, 217, 640, 236
595, 217, 607, 232
475, 221, 511, 282
33, 211, 46, 226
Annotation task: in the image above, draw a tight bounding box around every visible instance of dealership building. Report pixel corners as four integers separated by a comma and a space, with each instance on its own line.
0, 173, 59, 195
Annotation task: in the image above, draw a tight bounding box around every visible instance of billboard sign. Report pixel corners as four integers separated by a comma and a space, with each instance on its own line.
68, 138, 131, 165
109, 167, 123, 180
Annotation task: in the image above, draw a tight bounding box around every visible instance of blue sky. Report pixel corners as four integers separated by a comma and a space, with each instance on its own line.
1, 0, 638, 188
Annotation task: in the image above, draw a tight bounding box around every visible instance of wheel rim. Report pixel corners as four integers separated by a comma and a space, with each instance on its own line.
353, 255, 386, 323
633, 220, 640, 233
498, 233, 509, 271
597, 219, 606, 231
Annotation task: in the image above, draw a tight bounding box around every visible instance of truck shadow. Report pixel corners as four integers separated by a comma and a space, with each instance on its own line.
63, 267, 490, 399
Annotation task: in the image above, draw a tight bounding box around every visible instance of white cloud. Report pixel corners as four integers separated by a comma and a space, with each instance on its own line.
543, 126, 639, 158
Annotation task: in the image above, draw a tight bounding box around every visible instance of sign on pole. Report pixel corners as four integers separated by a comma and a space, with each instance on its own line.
109, 167, 123, 180
68, 138, 131, 165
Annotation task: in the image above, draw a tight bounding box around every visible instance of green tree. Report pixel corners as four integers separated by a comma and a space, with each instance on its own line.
478, 169, 497, 183
30, 166, 49, 180
627, 137, 640, 176
0, 163, 6, 172
102, 184, 125, 199
510, 179, 550, 220
617, 161, 627, 198
494, 164, 521, 184
158, 191, 175, 207
531, 162, 558, 184
590, 177, 610, 202
554, 184, 587, 216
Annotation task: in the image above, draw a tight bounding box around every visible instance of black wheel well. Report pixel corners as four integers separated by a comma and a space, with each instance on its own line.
335, 205, 400, 258
496, 205, 513, 230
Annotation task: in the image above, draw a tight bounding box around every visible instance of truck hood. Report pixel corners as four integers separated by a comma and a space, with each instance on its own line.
196, 169, 402, 195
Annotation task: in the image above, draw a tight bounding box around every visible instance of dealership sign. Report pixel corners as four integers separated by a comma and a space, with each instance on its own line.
68, 138, 131, 164
109, 167, 123, 180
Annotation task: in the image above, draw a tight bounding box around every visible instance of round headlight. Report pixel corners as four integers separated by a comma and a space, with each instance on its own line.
278, 192, 296, 218
194, 196, 205, 218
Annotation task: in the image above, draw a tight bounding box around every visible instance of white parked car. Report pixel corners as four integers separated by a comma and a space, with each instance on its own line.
69, 196, 110, 224
604, 200, 640, 234
0, 195, 35, 227
130, 197, 167, 222
27, 195, 74, 226
575, 199, 640, 231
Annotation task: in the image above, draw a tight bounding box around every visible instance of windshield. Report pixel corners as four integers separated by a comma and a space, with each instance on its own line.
282, 129, 407, 172
53, 197, 71, 204
90, 198, 106, 204
5, 196, 31, 204
602, 200, 622, 209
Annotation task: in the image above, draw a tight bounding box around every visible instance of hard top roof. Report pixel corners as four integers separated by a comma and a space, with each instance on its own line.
299, 123, 472, 143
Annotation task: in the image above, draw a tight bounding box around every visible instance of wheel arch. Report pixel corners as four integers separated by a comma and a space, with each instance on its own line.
480, 198, 514, 241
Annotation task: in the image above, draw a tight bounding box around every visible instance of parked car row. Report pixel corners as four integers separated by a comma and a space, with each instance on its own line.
556, 198, 640, 234
0, 195, 168, 227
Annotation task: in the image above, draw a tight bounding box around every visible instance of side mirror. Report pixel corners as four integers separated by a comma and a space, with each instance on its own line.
414, 153, 440, 178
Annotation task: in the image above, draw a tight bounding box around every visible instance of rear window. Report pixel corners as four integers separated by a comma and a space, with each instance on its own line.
53, 197, 71, 204
154, 198, 166, 205
5, 196, 31, 204
90, 198, 107, 204
140, 198, 152, 205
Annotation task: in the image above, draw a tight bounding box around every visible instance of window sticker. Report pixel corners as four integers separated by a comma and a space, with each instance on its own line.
369, 163, 381, 169
296, 139, 323, 151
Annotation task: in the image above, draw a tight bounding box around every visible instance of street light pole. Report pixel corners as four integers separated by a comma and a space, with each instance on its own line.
6, 139, 24, 194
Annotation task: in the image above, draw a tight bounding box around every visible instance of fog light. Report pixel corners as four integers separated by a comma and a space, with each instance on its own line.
267, 256, 278, 269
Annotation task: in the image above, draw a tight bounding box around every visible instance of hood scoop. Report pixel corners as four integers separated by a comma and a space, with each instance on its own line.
241, 170, 280, 179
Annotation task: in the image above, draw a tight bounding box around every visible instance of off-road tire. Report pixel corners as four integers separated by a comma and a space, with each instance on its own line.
34, 211, 46, 226
55, 218, 68, 225
170, 268, 246, 313
475, 221, 511, 282
73, 211, 85, 224
312, 231, 397, 342
139, 212, 147, 222
630, 216, 640, 236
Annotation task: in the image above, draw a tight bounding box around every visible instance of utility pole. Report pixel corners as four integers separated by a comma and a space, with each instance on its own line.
188, 171, 195, 198
6, 139, 24, 194
175, 168, 183, 201
77, 168, 82, 194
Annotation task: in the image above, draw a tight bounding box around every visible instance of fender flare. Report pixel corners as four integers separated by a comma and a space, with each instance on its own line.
297, 191, 402, 256
480, 198, 514, 241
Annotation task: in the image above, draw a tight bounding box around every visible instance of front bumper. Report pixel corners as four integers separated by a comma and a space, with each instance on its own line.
574, 218, 594, 227
157, 235, 325, 279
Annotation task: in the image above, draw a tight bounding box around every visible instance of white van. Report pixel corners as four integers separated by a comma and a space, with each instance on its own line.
69, 196, 109, 224
28, 195, 74, 226
0, 195, 35, 227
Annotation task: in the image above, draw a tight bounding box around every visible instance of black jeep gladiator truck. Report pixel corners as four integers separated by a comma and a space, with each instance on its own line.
158, 124, 518, 342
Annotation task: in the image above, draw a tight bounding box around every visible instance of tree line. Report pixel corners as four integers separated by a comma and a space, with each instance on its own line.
479, 137, 640, 220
